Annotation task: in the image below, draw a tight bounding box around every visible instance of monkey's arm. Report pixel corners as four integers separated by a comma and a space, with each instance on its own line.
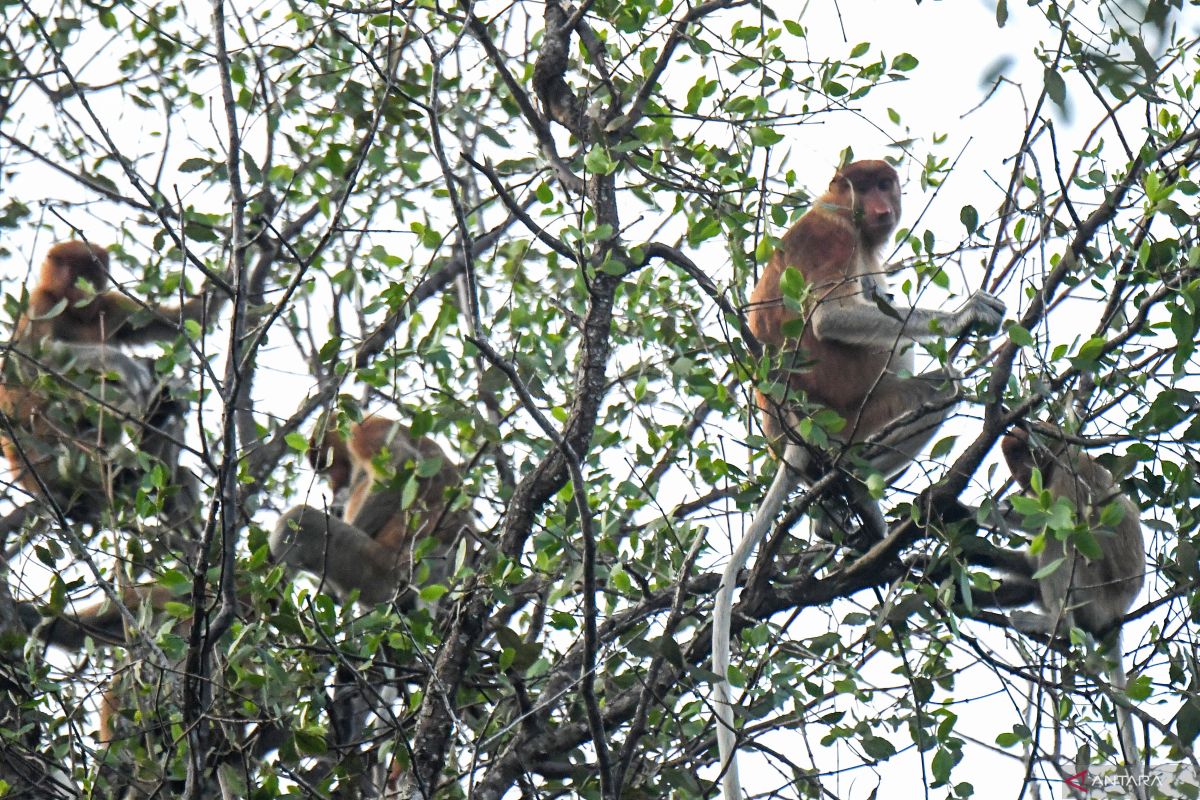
98, 291, 225, 345
21, 585, 176, 650
347, 484, 406, 540
40, 341, 157, 405
810, 291, 1005, 346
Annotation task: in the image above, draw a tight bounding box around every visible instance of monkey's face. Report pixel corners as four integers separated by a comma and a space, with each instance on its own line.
839, 160, 901, 248
42, 259, 106, 300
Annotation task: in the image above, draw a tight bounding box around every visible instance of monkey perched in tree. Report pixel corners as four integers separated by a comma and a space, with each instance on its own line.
0, 240, 220, 521
270, 416, 474, 605
999, 425, 1146, 799
712, 160, 1006, 800
1000, 426, 1144, 637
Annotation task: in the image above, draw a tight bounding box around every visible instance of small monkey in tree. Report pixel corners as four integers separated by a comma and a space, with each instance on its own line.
0, 240, 219, 519
270, 416, 474, 605
712, 160, 1006, 800
1000, 425, 1146, 798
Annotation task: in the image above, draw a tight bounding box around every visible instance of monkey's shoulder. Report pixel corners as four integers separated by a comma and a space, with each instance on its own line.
777, 212, 858, 279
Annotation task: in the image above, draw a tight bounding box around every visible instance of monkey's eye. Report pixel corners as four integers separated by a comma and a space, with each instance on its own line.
878, 179, 893, 191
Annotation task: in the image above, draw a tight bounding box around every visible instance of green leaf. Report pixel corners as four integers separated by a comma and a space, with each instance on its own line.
284, 432, 309, 452
1070, 528, 1103, 561
164, 601, 193, 618
996, 0, 1008, 27
1044, 68, 1066, 108
1127, 673, 1152, 701
401, 475, 418, 509
890, 53, 919, 72
862, 735, 896, 761
779, 266, 807, 301
293, 725, 328, 756
1007, 325, 1034, 347
179, 158, 211, 173
749, 126, 784, 147
416, 455, 444, 478
1073, 336, 1108, 368
1031, 557, 1064, 580
1174, 699, 1200, 743
960, 205, 979, 234
583, 147, 616, 175
419, 584, 448, 602
931, 747, 956, 784
1098, 501, 1128, 528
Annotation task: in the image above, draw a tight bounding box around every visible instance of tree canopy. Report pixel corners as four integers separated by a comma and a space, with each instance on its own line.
0, 0, 1198, 798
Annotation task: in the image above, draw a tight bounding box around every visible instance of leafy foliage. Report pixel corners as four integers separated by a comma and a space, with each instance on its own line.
0, 0, 1197, 798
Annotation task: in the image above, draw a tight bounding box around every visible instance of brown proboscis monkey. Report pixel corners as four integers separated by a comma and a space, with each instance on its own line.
0, 240, 220, 521
269, 416, 474, 605
1000, 425, 1146, 800
712, 160, 1006, 800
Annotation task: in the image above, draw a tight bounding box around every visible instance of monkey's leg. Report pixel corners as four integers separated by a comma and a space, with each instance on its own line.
825, 368, 959, 543
270, 506, 402, 605
856, 368, 959, 478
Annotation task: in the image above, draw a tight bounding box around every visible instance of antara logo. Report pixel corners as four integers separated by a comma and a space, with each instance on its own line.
1064, 770, 1088, 792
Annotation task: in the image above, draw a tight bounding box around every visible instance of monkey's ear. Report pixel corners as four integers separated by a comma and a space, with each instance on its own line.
307, 433, 334, 472
1001, 430, 1037, 491
309, 429, 353, 494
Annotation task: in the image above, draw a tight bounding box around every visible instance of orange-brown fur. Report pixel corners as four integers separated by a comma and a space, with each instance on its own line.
0, 240, 216, 511
311, 417, 467, 553
273, 417, 473, 604
715, 160, 1005, 800
749, 160, 903, 442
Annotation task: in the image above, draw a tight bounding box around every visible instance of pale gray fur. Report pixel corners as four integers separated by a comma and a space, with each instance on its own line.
1004, 438, 1146, 800
810, 290, 1005, 349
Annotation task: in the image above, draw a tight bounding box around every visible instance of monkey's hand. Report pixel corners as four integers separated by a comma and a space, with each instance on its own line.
1008, 609, 1056, 637
950, 291, 1006, 336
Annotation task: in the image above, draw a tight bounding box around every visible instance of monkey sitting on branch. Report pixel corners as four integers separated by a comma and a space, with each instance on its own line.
270, 416, 475, 606
993, 424, 1147, 799
0, 240, 221, 525
712, 159, 1007, 800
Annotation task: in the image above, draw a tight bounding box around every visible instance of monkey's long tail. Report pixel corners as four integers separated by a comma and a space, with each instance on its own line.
712, 444, 802, 800
1109, 632, 1147, 800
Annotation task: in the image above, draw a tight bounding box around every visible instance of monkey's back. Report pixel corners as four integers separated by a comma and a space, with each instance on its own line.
1034, 450, 1145, 636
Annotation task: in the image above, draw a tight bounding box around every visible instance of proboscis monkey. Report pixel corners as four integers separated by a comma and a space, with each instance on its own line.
0, 240, 219, 520
712, 160, 1006, 800
270, 417, 474, 605
1001, 425, 1146, 800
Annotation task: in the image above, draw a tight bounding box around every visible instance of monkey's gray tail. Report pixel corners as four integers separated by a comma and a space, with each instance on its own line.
1110, 633, 1147, 800
712, 444, 803, 800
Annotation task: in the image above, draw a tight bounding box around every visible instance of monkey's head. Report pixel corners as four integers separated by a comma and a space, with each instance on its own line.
42, 241, 110, 299
834, 160, 901, 248
1001, 427, 1062, 493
